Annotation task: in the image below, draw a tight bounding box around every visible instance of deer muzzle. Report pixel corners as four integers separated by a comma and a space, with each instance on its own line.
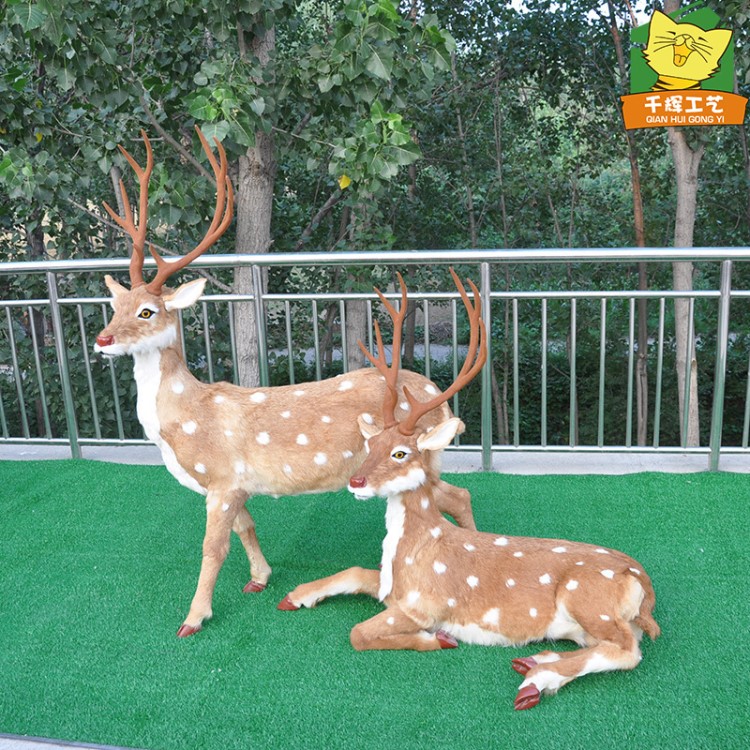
349, 475, 367, 489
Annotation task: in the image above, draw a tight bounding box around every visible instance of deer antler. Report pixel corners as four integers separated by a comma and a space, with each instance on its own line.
102, 129, 154, 289
397, 268, 486, 436
103, 126, 234, 294
357, 273, 408, 429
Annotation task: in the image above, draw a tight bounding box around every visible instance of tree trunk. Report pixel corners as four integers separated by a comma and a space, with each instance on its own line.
607, 0, 650, 445
233, 22, 276, 387
668, 127, 703, 446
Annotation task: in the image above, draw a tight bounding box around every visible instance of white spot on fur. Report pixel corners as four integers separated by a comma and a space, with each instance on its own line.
494, 537, 509, 546
466, 575, 479, 589
224, 429, 234, 437
566, 580, 579, 591
182, 421, 197, 435
221, 503, 229, 512
529, 608, 538, 618
405, 557, 414, 565
433, 561, 447, 575
281, 410, 291, 419
552, 546, 567, 553
629, 567, 641, 575
361, 413, 374, 424
482, 608, 500, 626
387, 616, 395, 626
514, 551, 524, 558
464, 543, 476, 552
447, 598, 456, 608
256, 432, 270, 445
407, 590, 421, 605
283, 464, 293, 476
250, 392, 267, 403
596, 548, 610, 554
506, 578, 516, 588
601, 569, 615, 579
342, 450, 354, 459
293, 389, 306, 397
539, 573, 552, 585
399, 401, 409, 411
424, 384, 439, 395
321, 415, 332, 424
195, 463, 206, 474
234, 461, 246, 475
314, 452, 328, 465
296, 434, 309, 446
600, 614, 611, 621
171, 380, 184, 394
576, 561, 585, 566
421, 498, 430, 509
338, 380, 353, 392
430, 526, 442, 539
214, 395, 225, 404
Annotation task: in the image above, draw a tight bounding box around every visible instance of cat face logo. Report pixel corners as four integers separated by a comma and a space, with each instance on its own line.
643, 10, 732, 91
620, 6, 746, 130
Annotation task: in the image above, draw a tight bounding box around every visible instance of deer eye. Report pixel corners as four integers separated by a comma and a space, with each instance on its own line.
137, 307, 157, 320
391, 449, 409, 461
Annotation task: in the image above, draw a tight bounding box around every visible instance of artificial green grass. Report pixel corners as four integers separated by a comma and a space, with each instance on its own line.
1, 460, 749, 750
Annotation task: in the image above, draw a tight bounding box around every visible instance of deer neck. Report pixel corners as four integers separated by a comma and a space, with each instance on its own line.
378, 486, 441, 602
131, 325, 194, 442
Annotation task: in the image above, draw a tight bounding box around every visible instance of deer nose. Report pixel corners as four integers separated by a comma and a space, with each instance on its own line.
349, 475, 367, 489
96, 334, 115, 348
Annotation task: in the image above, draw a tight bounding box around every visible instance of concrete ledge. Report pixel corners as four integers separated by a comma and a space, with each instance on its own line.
2, 443, 748, 474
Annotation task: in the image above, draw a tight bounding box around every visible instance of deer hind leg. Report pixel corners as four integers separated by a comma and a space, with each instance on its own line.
232, 506, 272, 593
350, 607, 458, 652
279, 567, 380, 610
178, 489, 246, 638
433, 480, 476, 530
513, 621, 642, 710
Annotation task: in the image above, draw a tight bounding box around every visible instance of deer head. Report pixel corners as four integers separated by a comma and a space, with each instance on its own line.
348, 268, 486, 500
94, 127, 233, 357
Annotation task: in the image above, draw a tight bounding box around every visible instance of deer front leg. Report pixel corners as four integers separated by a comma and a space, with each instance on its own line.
177, 489, 245, 638
232, 506, 272, 593
433, 480, 476, 530
349, 608, 458, 652
278, 567, 380, 610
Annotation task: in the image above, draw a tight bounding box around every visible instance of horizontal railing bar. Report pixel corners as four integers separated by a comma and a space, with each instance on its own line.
2, 247, 749, 275
15, 288, 726, 308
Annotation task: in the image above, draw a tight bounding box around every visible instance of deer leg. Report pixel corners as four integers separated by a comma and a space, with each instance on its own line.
232, 506, 272, 593
177, 489, 245, 637
514, 622, 641, 710
349, 607, 457, 652
433, 480, 476, 530
279, 567, 380, 610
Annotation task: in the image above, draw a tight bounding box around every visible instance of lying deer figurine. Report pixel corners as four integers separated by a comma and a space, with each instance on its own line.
93, 129, 474, 637
279, 273, 660, 710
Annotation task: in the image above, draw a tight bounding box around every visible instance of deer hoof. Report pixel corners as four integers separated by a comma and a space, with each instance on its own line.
277, 595, 300, 611
514, 684, 541, 711
511, 656, 538, 676
243, 580, 267, 593
176, 623, 202, 638
436, 630, 458, 649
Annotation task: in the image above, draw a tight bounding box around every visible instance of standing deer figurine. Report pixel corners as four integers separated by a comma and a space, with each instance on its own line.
93, 129, 475, 637
279, 273, 660, 710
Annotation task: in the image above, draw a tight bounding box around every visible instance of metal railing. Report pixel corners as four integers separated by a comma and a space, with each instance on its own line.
1, 248, 748, 470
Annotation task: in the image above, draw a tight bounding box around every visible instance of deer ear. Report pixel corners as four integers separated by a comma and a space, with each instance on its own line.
164, 278, 206, 311
416, 417, 463, 453
357, 414, 382, 440
104, 274, 128, 298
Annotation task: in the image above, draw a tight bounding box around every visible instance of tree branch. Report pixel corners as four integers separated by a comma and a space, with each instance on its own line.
139, 94, 215, 184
